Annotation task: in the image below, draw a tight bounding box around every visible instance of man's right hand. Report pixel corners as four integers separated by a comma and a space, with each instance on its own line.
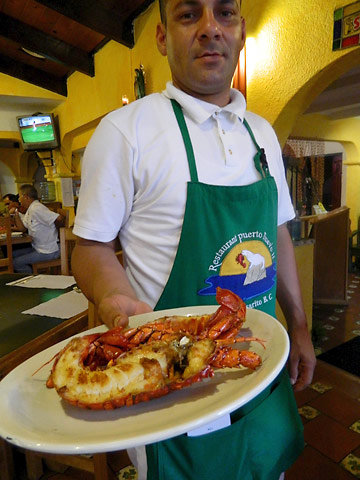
98, 294, 153, 329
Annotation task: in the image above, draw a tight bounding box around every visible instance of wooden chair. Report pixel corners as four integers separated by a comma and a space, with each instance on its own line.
0, 439, 14, 480
23, 449, 131, 480
0, 216, 14, 273
349, 227, 360, 273
59, 227, 77, 275
32, 208, 70, 274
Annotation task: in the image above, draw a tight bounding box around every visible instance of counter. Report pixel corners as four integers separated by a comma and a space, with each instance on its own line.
276, 239, 314, 331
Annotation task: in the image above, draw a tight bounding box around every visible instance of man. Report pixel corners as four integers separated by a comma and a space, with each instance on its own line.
12, 184, 64, 273
3, 193, 21, 214
72, 0, 316, 478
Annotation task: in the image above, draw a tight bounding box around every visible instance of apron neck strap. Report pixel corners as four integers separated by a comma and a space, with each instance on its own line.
171, 99, 199, 182
171, 99, 269, 182
243, 118, 269, 179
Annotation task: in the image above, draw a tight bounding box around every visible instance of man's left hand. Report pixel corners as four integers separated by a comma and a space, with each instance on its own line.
287, 325, 316, 391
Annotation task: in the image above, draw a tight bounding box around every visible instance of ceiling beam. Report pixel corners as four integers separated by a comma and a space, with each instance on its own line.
122, 0, 156, 47
34, 0, 150, 48
0, 53, 67, 96
325, 73, 360, 91
0, 12, 94, 77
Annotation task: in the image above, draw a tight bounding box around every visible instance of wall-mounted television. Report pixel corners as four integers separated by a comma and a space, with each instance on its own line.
16, 113, 60, 151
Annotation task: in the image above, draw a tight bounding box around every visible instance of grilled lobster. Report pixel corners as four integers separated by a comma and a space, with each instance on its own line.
45, 288, 264, 410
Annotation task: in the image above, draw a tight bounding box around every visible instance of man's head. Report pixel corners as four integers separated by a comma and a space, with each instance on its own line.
156, 0, 245, 106
19, 184, 38, 209
2, 193, 19, 211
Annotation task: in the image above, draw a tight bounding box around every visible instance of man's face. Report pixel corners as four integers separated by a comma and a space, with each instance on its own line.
3, 197, 18, 210
19, 193, 30, 208
156, 0, 245, 105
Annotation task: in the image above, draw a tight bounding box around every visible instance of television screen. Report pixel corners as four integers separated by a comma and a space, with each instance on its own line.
16, 113, 60, 151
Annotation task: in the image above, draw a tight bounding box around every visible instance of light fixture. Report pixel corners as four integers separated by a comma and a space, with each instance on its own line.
21, 47, 46, 60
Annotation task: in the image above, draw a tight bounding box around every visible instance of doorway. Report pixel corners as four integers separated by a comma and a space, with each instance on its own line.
322, 154, 342, 211
284, 152, 343, 215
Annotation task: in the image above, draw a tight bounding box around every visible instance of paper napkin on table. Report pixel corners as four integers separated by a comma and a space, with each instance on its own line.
6, 274, 76, 289
21, 290, 88, 319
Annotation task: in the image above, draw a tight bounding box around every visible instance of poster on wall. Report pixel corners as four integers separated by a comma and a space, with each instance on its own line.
60, 178, 75, 207
333, 1, 360, 50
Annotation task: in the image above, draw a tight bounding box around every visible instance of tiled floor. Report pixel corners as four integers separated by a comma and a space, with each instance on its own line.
9, 274, 360, 479
312, 273, 360, 355
286, 272, 360, 480
287, 360, 360, 479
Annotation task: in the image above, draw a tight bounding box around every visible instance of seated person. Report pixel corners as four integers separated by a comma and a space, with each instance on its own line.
12, 184, 65, 273
2, 193, 27, 220
3, 193, 20, 213
1, 193, 27, 256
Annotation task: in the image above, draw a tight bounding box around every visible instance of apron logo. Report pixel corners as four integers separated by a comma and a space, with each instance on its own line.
198, 231, 276, 306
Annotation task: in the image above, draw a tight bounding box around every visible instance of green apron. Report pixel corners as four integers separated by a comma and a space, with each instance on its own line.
145, 100, 304, 479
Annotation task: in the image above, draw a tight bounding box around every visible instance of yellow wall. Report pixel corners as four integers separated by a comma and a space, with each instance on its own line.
241, 0, 360, 227
56, 4, 170, 154
242, 0, 360, 143
0, 72, 64, 102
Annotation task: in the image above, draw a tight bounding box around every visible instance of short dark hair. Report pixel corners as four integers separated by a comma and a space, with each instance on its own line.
3, 193, 19, 202
159, 0, 166, 24
20, 184, 38, 200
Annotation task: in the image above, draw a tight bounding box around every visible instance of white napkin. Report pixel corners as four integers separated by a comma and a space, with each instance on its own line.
22, 290, 88, 319
0, 232, 23, 239
6, 274, 76, 289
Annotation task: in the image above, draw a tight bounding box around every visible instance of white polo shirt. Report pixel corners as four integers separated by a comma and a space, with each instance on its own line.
74, 83, 294, 306
22, 200, 59, 254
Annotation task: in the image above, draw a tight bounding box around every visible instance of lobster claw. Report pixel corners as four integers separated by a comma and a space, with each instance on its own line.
215, 287, 246, 313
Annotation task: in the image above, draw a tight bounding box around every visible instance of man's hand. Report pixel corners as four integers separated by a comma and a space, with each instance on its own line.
98, 294, 153, 329
287, 325, 316, 391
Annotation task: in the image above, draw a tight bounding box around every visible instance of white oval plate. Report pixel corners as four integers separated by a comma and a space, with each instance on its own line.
0, 306, 289, 454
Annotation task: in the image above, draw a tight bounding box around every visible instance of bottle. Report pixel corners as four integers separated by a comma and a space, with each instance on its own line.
290, 211, 302, 241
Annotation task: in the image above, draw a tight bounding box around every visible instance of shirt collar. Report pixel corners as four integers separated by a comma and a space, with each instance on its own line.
163, 81, 246, 124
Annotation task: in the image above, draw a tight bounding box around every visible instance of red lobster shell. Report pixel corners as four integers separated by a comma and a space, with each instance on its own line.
45, 288, 264, 410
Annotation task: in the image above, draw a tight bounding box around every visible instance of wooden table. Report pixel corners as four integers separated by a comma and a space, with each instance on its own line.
0, 273, 88, 380
0, 274, 128, 480
0, 273, 89, 479
0, 233, 32, 247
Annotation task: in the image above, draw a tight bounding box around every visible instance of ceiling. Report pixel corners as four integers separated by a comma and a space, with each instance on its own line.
304, 65, 360, 120
0, 0, 155, 97
0, 0, 358, 124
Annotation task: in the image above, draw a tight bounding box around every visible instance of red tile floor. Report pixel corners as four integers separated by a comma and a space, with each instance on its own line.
286, 272, 360, 480
10, 274, 360, 479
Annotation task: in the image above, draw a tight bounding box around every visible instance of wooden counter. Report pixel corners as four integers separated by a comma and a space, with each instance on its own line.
308, 207, 349, 305
276, 239, 314, 331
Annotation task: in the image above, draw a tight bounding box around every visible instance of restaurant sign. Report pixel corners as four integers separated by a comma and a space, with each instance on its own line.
333, 1, 360, 50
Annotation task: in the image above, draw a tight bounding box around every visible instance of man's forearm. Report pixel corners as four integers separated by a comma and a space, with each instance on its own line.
72, 238, 136, 307
13, 212, 26, 232
72, 237, 152, 328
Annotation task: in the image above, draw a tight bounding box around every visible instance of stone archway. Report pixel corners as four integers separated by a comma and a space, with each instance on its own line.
274, 48, 360, 147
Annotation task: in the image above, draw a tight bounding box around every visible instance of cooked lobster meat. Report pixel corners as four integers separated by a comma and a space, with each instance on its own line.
44, 288, 264, 410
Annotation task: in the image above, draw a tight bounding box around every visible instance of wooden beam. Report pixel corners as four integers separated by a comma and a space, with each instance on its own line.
34, 0, 136, 47
122, 0, 155, 47
0, 53, 67, 96
0, 12, 94, 76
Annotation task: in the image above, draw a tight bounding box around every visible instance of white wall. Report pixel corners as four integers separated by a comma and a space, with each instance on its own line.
0, 162, 16, 197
